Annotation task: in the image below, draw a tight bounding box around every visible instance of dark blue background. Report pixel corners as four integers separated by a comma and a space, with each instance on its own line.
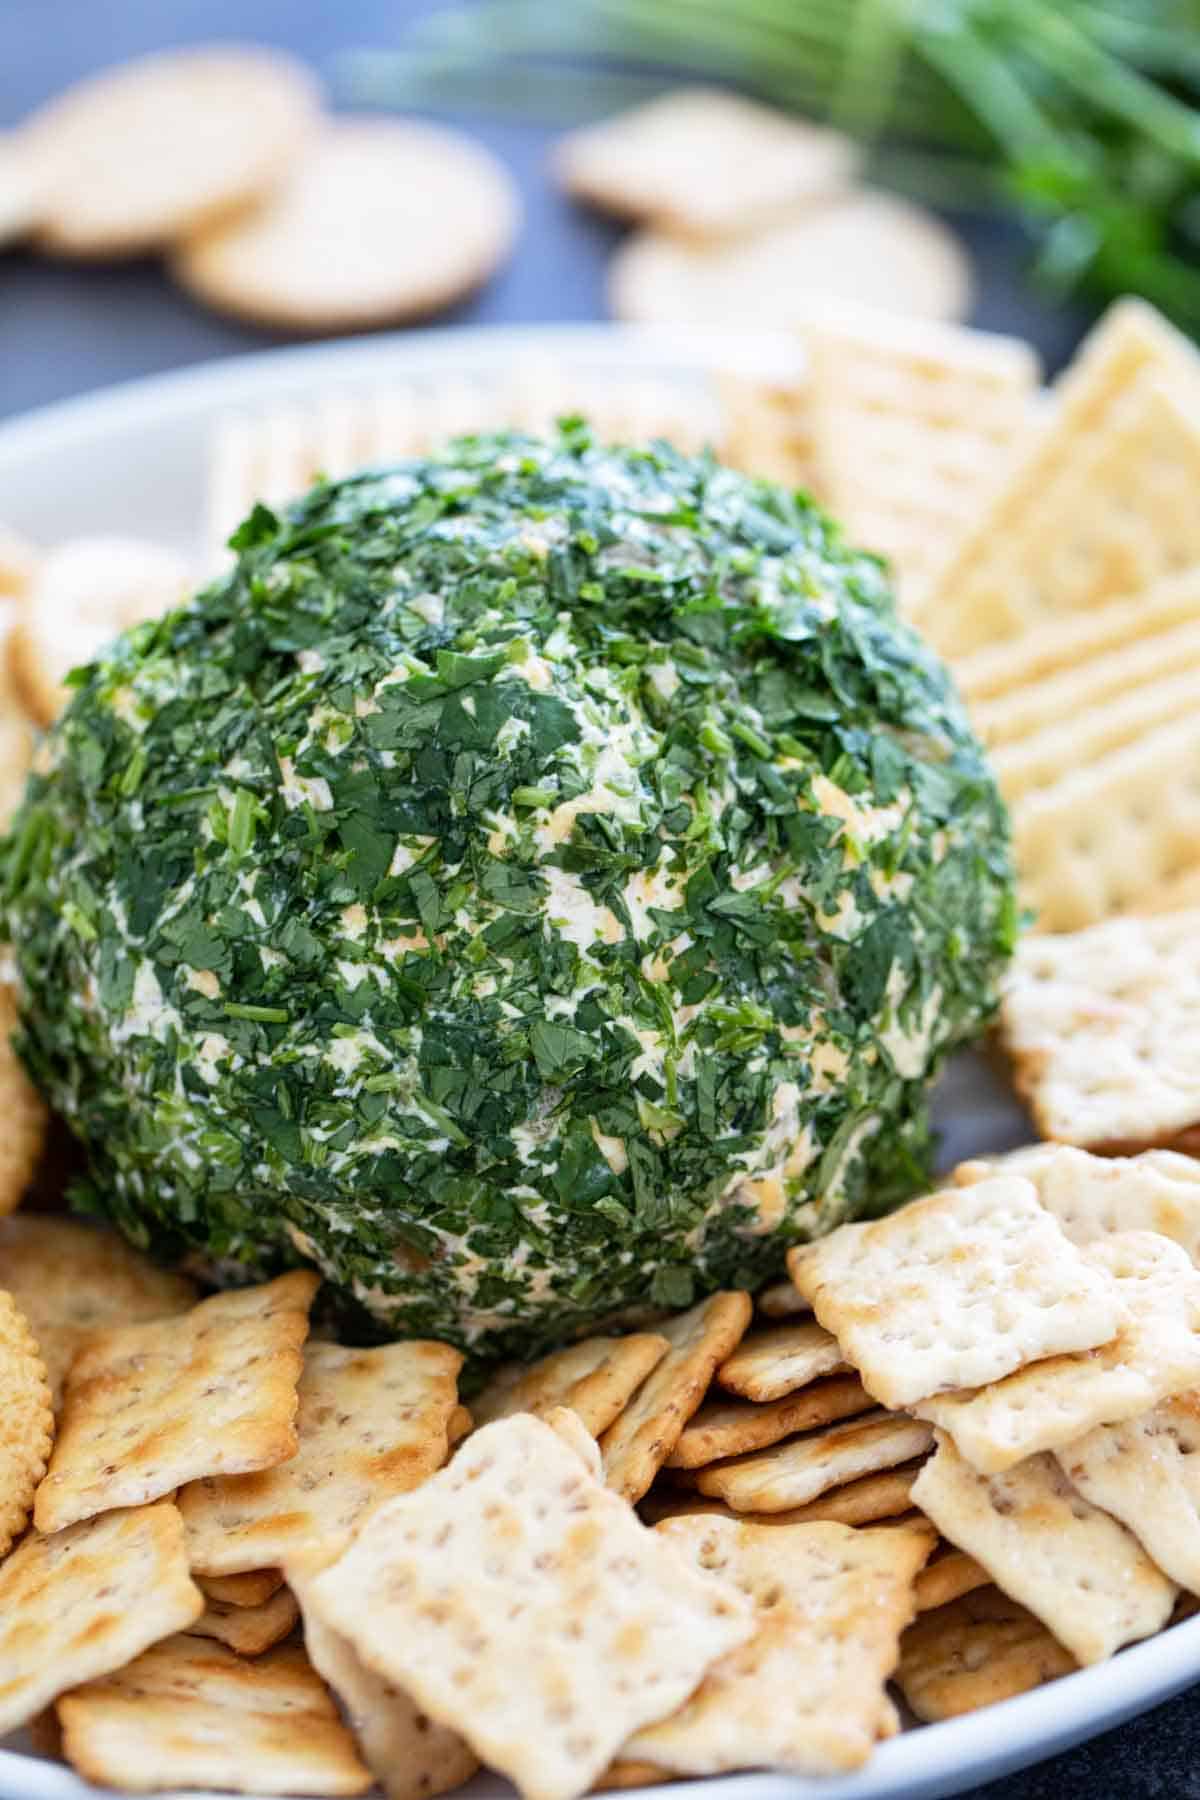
3, 5, 1197, 1796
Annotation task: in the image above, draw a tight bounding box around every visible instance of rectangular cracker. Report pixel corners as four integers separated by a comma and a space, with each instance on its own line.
716, 1320, 846, 1402
691, 1411, 933, 1514
471, 1333, 668, 1437
716, 368, 819, 491
911, 1434, 1176, 1665
35, 1270, 318, 1534
178, 1337, 462, 1574
299, 1410, 753, 1800
1000, 912, 1200, 1145
897, 1588, 1077, 1722
993, 660, 1200, 804
641, 1463, 922, 1530
58, 1636, 371, 1796
0, 1501, 203, 1735
787, 1176, 1123, 1408
198, 1569, 284, 1608
914, 1548, 990, 1613
188, 1586, 301, 1657
755, 1279, 810, 1320
624, 1516, 935, 1776
600, 1291, 752, 1503
1058, 1394, 1200, 1594
666, 1373, 870, 1468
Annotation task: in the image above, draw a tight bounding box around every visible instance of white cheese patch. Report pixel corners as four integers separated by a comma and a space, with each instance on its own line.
277, 755, 334, 813
542, 866, 623, 953
112, 961, 183, 1047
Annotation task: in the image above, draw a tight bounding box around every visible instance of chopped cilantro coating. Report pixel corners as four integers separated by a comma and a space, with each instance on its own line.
3, 427, 1016, 1358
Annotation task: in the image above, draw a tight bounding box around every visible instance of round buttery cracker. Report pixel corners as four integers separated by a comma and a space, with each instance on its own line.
24, 45, 321, 258
611, 190, 972, 327
171, 119, 521, 332
0, 1288, 54, 1556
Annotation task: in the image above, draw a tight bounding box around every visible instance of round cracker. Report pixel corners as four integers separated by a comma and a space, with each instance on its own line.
0, 1288, 54, 1556
0, 985, 47, 1221
171, 119, 521, 332
0, 132, 44, 249
610, 190, 972, 327
24, 45, 321, 259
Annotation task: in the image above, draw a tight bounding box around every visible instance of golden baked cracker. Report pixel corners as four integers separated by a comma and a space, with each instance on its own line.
472, 1333, 668, 1437
593, 1760, 679, 1790
897, 1588, 1077, 1722
1001, 912, 1200, 1144
26, 46, 320, 258
555, 87, 856, 235
0, 984, 47, 1219
624, 1516, 934, 1776
1059, 1394, 1200, 1594
755, 1279, 810, 1320
0, 1213, 197, 1410
690, 1411, 932, 1514
715, 369, 819, 493
912, 1435, 1176, 1665
716, 1319, 846, 1402
954, 1145, 1200, 1263
666, 1373, 870, 1469
58, 1636, 371, 1795
0, 1288, 53, 1553
188, 1585, 300, 1657
173, 121, 520, 333
0, 632, 36, 833
788, 1176, 1123, 1408
641, 1463, 922, 1530
447, 1402, 472, 1446
1135, 863, 1200, 917
179, 1337, 461, 1574
0, 1500, 203, 1735
914, 1548, 989, 1613
35, 1270, 318, 1534
600, 1291, 752, 1503
198, 1569, 284, 1609
301, 1411, 754, 1800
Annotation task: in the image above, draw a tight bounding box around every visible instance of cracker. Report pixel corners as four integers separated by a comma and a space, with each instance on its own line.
1001, 912, 1200, 1144
0, 983, 48, 1219
179, 1337, 461, 1573
0, 524, 39, 596
914, 1548, 990, 1612
35, 1270, 318, 1534
716, 1319, 846, 1402
755, 1279, 810, 1320
953, 1145, 1200, 1265
1059, 1394, 1200, 1594
787, 1176, 1123, 1408
25, 46, 320, 257
198, 1569, 285, 1609
173, 120, 520, 333
58, 1635, 370, 1795
0, 631, 36, 834
642, 1463, 921, 1529
0, 1500, 203, 1735
188, 1585, 301, 1657
624, 1516, 934, 1776
691, 1411, 932, 1514
9, 536, 192, 726
0, 1288, 53, 1554
472, 1333, 668, 1437
666, 1373, 871, 1469
555, 87, 856, 236
912, 1435, 1175, 1665
715, 369, 819, 493
600, 1291, 752, 1503
447, 1403, 473, 1446
593, 1760, 677, 1790
0, 1212, 197, 1410
301, 1410, 753, 1800
897, 1588, 1077, 1722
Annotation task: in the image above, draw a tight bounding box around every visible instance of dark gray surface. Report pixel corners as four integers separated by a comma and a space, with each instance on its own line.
0, 5, 1186, 1797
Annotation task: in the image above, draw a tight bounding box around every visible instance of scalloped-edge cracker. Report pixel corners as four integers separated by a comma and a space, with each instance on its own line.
624, 1516, 934, 1776
188, 1586, 300, 1657
666, 1373, 870, 1469
179, 1337, 462, 1574
716, 1319, 846, 1402
1058, 1394, 1200, 1594
691, 1411, 932, 1515
601, 1291, 752, 1503
953, 1144, 1200, 1263
897, 1587, 1077, 1721
198, 1569, 284, 1609
0, 1501, 203, 1735
0, 1288, 53, 1555
914, 1548, 989, 1613
35, 1270, 318, 1534
472, 1333, 668, 1437
0, 985, 48, 1220
788, 1177, 1123, 1408
912, 1435, 1175, 1665
57, 1635, 371, 1796
301, 1411, 754, 1800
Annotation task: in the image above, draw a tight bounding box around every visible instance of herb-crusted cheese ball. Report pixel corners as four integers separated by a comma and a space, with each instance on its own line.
5, 428, 1015, 1357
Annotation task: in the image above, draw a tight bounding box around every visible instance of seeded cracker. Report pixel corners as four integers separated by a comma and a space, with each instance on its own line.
302, 1411, 753, 1800
35, 1270, 318, 1534
897, 1588, 1077, 1722
179, 1337, 462, 1573
912, 1435, 1175, 1665
471, 1333, 669, 1436
716, 1319, 846, 1402
0, 985, 47, 1219
0, 1289, 53, 1554
691, 1411, 933, 1514
666, 1373, 870, 1469
624, 1516, 934, 1776
601, 1292, 752, 1503
58, 1636, 370, 1795
788, 1177, 1123, 1408
199, 1570, 285, 1609
0, 1501, 203, 1735
1058, 1395, 1200, 1594
188, 1585, 301, 1657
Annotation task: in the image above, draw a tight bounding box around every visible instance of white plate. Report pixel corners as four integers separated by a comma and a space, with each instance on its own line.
0, 321, 1195, 1800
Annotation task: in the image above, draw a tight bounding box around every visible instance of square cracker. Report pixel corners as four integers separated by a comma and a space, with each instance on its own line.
0, 1288, 54, 1556
715, 1320, 846, 1402
35, 1270, 318, 1534
755, 1280, 810, 1320
787, 1176, 1123, 1408
1000, 912, 1200, 1145
624, 1516, 934, 1776
199, 1569, 284, 1608
600, 1291, 752, 1503
691, 1411, 932, 1514
914, 1548, 989, 1613
641, 1463, 921, 1530
912, 1434, 1175, 1666
301, 1410, 753, 1800
0, 1500, 203, 1735
917, 1231, 1200, 1472
897, 1587, 1077, 1722
471, 1333, 668, 1437
666, 1373, 870, 1469
178, 1337, 462, 1574
188, 1586, 300, 1657
57, 1636, 371, 1796
953, 1144, 1200, 1264
1059, 1394, 1200, 1594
